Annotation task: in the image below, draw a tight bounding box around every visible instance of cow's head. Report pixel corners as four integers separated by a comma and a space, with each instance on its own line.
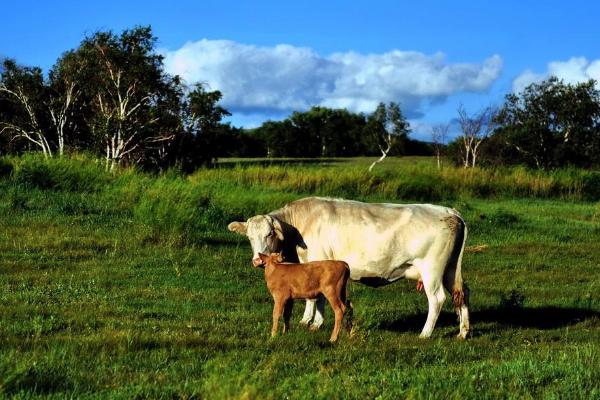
228, 215, 284, 267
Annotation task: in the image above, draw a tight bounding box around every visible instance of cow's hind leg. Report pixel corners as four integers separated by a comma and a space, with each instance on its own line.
456, 284, 470, 339
419, 271, 446, 339
443, 268, 471, 339
299, 298, 326, 331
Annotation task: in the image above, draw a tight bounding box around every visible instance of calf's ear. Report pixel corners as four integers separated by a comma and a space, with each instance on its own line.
228, 221, 248, 235
258, 253, 268, 262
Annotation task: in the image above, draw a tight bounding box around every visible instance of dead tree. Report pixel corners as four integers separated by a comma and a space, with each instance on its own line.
367, 102, 409, 172
457, 105, 496, 168
431, 123, 449, 169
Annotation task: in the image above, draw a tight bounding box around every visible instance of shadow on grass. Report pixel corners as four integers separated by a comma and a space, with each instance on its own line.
378, 306, 600, 334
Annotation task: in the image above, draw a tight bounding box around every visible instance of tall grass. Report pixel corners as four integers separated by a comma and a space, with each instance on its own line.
0, 154, 598, 245
192, 161, 592, 202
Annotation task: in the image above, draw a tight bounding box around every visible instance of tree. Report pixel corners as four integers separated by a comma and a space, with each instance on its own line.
174, 83, 232, 167
493, 77, 600, 169
56, 26, 184, 170
47, 53, 83, 157
431, 123, 449, 169
366, 102, 410, 172
0, 59, 53, 157
457, 104, 496, 168
0, 26, 235, 171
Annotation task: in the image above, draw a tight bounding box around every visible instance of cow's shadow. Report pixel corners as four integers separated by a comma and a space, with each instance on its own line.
378, 306, 600, 334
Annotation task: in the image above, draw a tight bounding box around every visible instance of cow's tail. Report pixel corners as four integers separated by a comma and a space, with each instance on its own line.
449, 214, 468, 308
341, 266, 353, 333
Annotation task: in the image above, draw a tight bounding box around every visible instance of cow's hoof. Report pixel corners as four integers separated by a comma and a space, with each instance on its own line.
309, 324, 322, 331
299, 318, 311, 326
456, 331, 469, 340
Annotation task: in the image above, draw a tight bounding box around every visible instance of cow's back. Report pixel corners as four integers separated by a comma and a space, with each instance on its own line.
276, 197, 462, 282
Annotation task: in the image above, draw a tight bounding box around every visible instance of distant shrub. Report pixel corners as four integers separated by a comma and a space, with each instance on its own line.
581, 172, 600, 201
488, 209, 520, 227
0, 158, 14, 178
134, 176, 230, 243
12, 157, 52, 189
5, 186, 29, 210
11, 155, 110, 192
395, 174, 456, 202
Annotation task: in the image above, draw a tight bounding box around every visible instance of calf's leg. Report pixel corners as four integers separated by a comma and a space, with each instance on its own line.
282, 300, 293, 334
324, 290, 346, 342
271, 297, 285, 338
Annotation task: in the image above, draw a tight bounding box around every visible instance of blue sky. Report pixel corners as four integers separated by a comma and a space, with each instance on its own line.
2, 1, 600, 140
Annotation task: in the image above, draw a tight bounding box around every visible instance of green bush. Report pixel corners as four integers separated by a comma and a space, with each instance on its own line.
11, 155, 110, 192
581, 172, 600, 201
133, 176, 226, 243
0, 157, 14, 178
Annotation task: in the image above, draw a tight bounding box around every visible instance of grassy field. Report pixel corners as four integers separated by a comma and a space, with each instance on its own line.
0, 155, 599, 399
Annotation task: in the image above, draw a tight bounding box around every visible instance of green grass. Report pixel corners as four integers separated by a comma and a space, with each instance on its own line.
0, 155, 599, 399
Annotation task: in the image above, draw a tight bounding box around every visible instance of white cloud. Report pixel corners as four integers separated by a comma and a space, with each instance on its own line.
164, 39, 502, 121
513, 57, 600, 92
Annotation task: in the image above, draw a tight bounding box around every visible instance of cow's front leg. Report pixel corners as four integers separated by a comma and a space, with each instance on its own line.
299, 299, 316, 326
309, 296, 326, 330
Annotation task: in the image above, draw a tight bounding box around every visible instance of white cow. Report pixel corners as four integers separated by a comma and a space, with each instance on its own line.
228, 197, 470, 339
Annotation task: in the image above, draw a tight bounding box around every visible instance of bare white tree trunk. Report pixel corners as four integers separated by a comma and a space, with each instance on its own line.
0, 83, 53, 157
431, 124, 448, 170
458, 105, 496, 168
368, 134, 392, 172
48, 81, 79, 157
93, 45, 163, 170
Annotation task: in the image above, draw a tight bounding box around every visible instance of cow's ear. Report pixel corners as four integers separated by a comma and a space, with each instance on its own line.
228, 221, 248, 235
272, 219, 284, 241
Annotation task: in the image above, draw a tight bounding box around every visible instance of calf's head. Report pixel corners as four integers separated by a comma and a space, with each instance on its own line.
228, 215, 284, 266
257, 252, 284, 267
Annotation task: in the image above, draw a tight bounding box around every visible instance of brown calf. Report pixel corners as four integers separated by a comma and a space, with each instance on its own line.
257, 252, 351, 342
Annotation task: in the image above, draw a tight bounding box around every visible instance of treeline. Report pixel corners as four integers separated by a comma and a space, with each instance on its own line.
223, 106, 432, 158
0, 26, 432, 172
2, 26, 600, 171
448, 77, 600, 170
0, 27, 232, 172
